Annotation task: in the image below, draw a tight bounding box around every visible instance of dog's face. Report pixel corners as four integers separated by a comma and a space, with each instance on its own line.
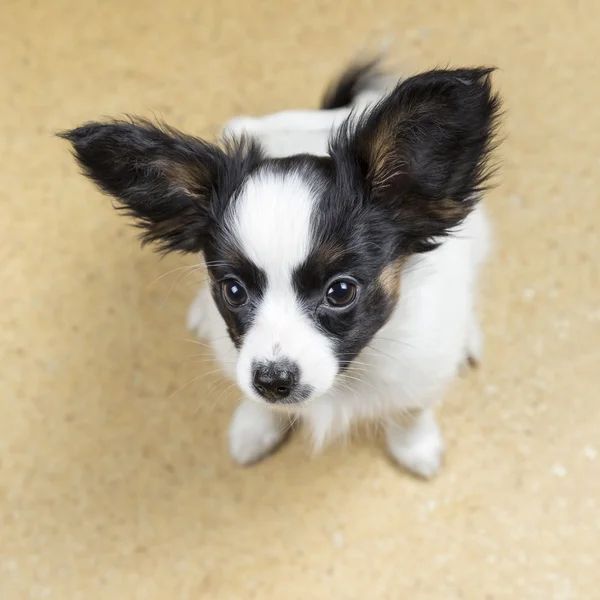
204, 159, 407, 405
61, 68, 500, 407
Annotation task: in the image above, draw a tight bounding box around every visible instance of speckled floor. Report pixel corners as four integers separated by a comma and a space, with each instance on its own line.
1, 0, 599, 598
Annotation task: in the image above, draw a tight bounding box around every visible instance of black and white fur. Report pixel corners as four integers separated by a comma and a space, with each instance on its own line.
61, 61, 501, 477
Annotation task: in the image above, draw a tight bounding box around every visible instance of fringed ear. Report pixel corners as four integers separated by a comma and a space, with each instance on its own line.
59, 119, 262, 254
330, 68, 501, 251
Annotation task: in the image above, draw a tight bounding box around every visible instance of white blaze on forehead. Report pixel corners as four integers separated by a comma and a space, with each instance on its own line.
231, 169, 339, 400
231, 170, 316, 276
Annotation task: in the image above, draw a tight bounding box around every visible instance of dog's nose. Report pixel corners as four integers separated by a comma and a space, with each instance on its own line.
252, 362, 298, 402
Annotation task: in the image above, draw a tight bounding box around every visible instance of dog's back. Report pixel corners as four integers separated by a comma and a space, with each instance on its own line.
221, 59, 393, 157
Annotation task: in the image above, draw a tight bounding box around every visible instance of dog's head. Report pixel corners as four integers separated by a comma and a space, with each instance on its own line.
61, 68, 500, 407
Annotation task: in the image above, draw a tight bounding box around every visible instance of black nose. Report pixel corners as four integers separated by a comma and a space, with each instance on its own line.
252, 361, 299, 402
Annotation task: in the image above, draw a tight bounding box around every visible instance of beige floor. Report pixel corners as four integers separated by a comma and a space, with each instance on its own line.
1, 0, 599, 598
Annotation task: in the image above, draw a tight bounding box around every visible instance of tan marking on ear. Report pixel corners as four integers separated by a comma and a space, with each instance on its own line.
147, 216, 186, 238
368, 123, 397, 187
431, 197, 475, 224
379, 258, 404, 302
366, 104, 431, 193
155, 159, 210, 198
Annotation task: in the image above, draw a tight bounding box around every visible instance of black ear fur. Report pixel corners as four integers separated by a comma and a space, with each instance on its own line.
59, 119, 262, 254
330, 68, 502, 252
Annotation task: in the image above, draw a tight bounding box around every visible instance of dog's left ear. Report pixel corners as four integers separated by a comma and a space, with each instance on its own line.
331, 68, 501, 251
59, 119, 260, 254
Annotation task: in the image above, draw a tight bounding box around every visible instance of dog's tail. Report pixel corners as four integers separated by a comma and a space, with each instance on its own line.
320, 57, 387, 110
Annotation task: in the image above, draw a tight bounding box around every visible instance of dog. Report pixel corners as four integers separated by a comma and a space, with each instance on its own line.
60, 58, 501, 478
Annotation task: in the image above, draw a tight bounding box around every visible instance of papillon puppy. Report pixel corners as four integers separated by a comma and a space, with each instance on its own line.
61, 59, 501, 478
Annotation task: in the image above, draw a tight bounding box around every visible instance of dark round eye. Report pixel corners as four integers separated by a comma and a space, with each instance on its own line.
222, 279, 248, 307
325, 279, 358, 308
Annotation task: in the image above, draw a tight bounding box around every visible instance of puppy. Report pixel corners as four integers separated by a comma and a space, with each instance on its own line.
61, 60, 501, 478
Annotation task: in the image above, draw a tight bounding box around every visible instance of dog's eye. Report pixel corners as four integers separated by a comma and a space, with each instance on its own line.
222, 279, 248, 307
325, 279, 358, 308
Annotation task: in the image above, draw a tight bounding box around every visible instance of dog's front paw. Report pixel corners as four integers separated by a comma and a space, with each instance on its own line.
387, 429, 444, 479
229, 399, 287, 466
385, 409, 445, 479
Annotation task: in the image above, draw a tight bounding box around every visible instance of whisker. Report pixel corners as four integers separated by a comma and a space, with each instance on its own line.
337, 372, 378, 393
146, 263, 200, 289
338, 359, 373, 367
371, 337, 421, 351
182, 357, 218, 366
333, 379, 356, 396
283, 413, 301, 435
178, 267, 210, 287
184, 356, 236, 366
183, 278, 210, 289
183, 351, 216, 358
177, 338, 215, 350
366, 344, 410, 366
208, 381, 239, 413
194, 377, 235, 415
159, 265, 207, 308
205, 375, 231, 396
176, 336, 231, 349
202, 260, 227, 266
169, 367, 229, 399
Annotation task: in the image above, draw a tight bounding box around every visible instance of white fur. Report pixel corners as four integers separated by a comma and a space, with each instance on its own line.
222, 110, 348, 157
229, 172, 339, 400
190, 96, 491, 477
300, 206, 490, 463
385, 409, 445, 479
229, 399, 287, 466
231, 171, 314, 276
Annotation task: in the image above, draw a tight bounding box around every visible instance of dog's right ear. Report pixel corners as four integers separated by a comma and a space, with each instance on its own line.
59, 119, 261, 254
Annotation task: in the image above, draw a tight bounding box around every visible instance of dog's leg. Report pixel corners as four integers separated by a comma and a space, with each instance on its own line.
460, 205, 490, 371
229, 399, 289, 466
385, 408, 445, 479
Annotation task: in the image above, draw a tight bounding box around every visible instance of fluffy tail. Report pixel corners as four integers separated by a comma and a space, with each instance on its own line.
320, 57, 386, 110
